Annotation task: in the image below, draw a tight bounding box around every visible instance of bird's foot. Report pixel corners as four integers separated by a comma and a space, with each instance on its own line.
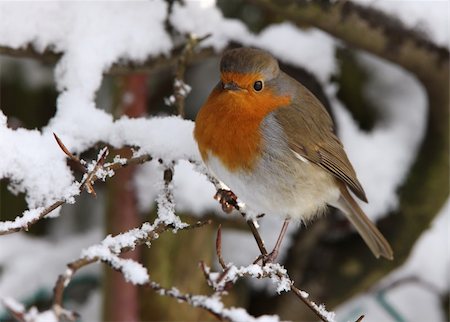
214, 189, 238, 213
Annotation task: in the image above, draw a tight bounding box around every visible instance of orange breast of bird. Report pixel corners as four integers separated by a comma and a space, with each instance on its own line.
194, 74, 291, 172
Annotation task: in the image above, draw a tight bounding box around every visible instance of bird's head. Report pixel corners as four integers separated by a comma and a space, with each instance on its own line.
219, 48, 280, 96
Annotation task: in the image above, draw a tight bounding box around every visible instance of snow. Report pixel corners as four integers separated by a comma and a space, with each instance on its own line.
190, 294, 280, 322
108, 116, 200, 162
331, 52, 427, 219
0, 0, 447, 320
0, 207, 44, 232
26, 308, 58, 322
360, 0, 449, 48
1, 297, 24, 313
0, 1, 171, 95
82, 234, 151, 285
336, 199, 450, 322
0, 229, 101, 305
254, 24, 336, 83
0, 111, 78, 211
0, 0, 437, 226
170, 1, 250, 51
204, 262, 292, 296
0, 1, 186, 224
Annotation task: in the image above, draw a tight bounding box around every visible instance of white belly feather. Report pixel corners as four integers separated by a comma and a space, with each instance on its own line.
206, 151, 340, 221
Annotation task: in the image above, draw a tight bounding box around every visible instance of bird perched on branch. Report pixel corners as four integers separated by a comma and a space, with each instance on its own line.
194, 47, 393, 261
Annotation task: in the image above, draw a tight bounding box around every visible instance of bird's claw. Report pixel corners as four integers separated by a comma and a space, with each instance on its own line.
214, 189, 238, 214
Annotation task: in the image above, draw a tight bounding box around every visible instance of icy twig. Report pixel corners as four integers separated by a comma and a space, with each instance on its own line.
213, 189, 337, 322
0, 138, 153, 236
0, 202, 65, 235
53, 133, 85, 170
155, 164, 187, 230
144, 281, 280, 322
52, 220, 210, 320
81, 147, 109, 197
1, 297, 25, 322
1, 296, 73, 322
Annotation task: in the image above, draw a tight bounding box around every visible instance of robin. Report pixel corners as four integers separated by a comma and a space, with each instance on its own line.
194, 47, 393, 261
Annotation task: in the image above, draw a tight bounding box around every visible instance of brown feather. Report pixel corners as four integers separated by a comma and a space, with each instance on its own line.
336, 181, 393, 260
272, 78, 368, 202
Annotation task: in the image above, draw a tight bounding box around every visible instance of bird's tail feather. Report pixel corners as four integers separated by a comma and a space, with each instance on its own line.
335, 185, 393, 260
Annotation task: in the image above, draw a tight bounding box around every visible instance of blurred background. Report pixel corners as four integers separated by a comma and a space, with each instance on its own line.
0, 1, 448, 321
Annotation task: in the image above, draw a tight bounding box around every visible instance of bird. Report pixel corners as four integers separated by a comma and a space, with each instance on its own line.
194, 47, 393, 261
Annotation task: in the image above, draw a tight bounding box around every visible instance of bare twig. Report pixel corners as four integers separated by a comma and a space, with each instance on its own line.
81, 147, 109, 197
214, 228, 337, 322
53, 133, 85, 169
356, 315, 365, 322
290, 285, 334, 322
1, 298, 26, 322
52, 219, 211, 319
0, 139, 153, 235
143, 280, 276, 322
166, 33, 211, 117
0, 201, 65, 235
216, 225, 227, 269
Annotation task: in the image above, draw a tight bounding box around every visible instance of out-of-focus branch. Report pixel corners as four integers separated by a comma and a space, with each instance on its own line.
247, 0, 449, 76
170, 34, 211, 117
0, 45, 61, 64
0, 42, 216, 75
244, 0, 449, 315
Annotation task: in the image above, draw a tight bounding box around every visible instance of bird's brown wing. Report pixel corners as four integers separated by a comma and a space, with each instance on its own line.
272, 87, 368, 202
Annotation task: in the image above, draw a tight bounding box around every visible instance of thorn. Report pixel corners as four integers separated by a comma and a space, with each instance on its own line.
53, 133, 86, 170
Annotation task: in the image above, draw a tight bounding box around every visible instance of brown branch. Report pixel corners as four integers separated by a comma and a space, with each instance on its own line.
290, 285, 333, 322
53, 133, 84, 169
171, 33, 211, 117
356, 315, 365, 322
143, 281, 227, 321
52, 219, 211, 319
0, 42, 216, 75
81, 147, 108, 197
244, 0, 449, 315
1, 298, 26, 322
0, 140, 153, 236
214, 219, 336, 322
216, 225, 227, 269
0, 200, 65, 235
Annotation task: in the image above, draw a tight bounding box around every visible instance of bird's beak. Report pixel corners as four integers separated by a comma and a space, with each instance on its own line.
223, 81, 241, 91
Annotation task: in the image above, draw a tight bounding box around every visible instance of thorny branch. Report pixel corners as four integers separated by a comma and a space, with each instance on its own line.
0, 135, 340, 322
0, 135, 153, 236
52, 220, 211, 319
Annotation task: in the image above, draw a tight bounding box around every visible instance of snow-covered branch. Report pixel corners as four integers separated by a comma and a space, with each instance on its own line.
0, 43, 215, 76
52, 220, 210, 319
0, 139, 153, 236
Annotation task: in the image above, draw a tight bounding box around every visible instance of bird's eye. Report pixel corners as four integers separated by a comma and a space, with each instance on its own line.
253, 80, 263, 92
